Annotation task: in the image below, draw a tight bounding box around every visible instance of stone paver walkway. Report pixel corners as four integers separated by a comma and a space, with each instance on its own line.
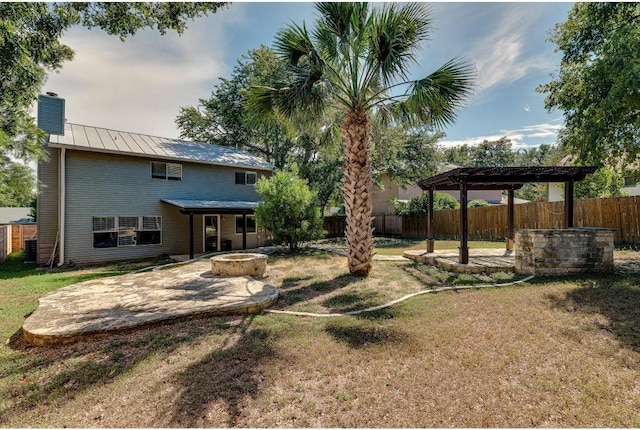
22, 259, 278, 346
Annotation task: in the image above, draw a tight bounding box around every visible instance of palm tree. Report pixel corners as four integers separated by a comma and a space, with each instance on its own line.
250, 2, 474, 276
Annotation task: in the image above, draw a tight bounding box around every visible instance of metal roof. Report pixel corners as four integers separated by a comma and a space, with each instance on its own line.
48, 123, 273, 171
161, 199, 259, 214
417, 166, 597, 191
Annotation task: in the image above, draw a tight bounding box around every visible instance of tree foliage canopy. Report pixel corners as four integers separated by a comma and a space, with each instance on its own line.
1, 2, 226, 160
254, 168, 325, 253
371, 118, 441, 187
391, 191, 459, 216
538, 2, 640, 168
441, 137, 516, 168
0, 157, 36, 207
177, 46, 290, 167
177, 45, 446, 214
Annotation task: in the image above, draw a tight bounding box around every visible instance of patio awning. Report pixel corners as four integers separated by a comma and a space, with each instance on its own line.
161, 199, 259, 214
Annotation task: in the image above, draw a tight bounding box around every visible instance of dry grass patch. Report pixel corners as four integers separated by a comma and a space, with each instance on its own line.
264, 249, 521, 314
320, 236, 506, 255
1, 249, 639, 427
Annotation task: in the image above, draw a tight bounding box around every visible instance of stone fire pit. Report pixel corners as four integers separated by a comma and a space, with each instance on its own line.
210, 253, 268, 277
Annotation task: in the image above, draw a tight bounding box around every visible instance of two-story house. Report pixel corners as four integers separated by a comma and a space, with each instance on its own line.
37, 123, 272, 266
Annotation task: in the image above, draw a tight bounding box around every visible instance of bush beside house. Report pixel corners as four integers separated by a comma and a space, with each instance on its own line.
255, 169, 324, 252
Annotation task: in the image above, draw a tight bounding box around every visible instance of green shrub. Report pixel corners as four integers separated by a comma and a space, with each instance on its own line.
255, 168, 325, 252
391, 191, 459, 215
468, 199, 490, 207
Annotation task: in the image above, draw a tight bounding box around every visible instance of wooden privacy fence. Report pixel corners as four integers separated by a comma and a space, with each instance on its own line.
0, 224, 38, 264
0, 226, 9, 264
323, 196, 640, 245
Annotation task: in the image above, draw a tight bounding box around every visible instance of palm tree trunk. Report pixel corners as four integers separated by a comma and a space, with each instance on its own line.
342, 109, 373, 276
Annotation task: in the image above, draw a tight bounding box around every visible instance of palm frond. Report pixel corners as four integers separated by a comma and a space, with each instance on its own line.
274, 23, 315, 66
315, 2, 368, 40
246, 85, 279, 117
381, 58, 476, 129
367, 3, 433, 87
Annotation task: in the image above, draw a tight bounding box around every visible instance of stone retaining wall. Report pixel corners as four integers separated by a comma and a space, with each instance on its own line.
515, 228, 615, 276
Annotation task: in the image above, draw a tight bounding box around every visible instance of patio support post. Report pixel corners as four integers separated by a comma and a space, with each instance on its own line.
242, 211, 247, 250
189, 211, 194, 260
459, 179, 469, 264
426, 188, 434, 253
564, 181, 574, 228
506, 188, 515, 251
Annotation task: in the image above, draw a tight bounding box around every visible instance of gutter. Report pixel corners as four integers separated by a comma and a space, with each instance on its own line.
58, 147, 65, 266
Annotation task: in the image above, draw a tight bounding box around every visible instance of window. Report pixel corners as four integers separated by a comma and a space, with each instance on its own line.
623, 176, 637, 187
246, 172, 257, 185
235, 171, 245, 185
151, 161, 182, 180
138, 216, 162, 245
93, 216, 117, 248
235, 215, 257, 234
93, 216, 162, 248
151, 161, 166, 179
235, 171, 257, 185
118, 216, 139, 246
167, 163, 182, 181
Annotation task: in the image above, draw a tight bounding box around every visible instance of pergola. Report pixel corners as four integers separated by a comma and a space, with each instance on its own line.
416, 166, 597, 264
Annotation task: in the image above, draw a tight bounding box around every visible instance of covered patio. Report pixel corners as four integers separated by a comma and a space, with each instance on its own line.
415, 166, 597, 264
162, 199, 259, 260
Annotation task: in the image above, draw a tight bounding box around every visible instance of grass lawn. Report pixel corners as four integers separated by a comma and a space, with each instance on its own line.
1, 248, 639, 427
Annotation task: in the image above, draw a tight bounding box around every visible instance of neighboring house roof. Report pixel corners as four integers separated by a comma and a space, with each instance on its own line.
0, 207, 33, 224
48, 123, 273, 171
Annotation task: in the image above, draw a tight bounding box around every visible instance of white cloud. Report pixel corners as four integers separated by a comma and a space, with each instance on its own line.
43, 8, 246, 138
468, 6, 552, 92
439, 121, 563, 150
524, 103, 531, 112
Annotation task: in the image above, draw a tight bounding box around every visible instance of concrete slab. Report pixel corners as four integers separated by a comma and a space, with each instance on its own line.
404, 248, 515, 274
22, 260, 278, 346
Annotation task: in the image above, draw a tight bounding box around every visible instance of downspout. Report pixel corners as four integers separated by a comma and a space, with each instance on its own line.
58, 147, 66, 266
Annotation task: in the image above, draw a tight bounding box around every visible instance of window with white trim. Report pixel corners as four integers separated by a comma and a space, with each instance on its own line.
151, 161, 182, 180
93, 216, 117, 248
235, 215, 257, 234
138, 216, 162, 245
623, 176, 637, 187
118, 216, 139, 246
235, 171, 257, 185
93, 216, 162, 248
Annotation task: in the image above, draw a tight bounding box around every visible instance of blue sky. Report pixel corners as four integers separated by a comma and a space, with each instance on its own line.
44, 2, 573, 151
